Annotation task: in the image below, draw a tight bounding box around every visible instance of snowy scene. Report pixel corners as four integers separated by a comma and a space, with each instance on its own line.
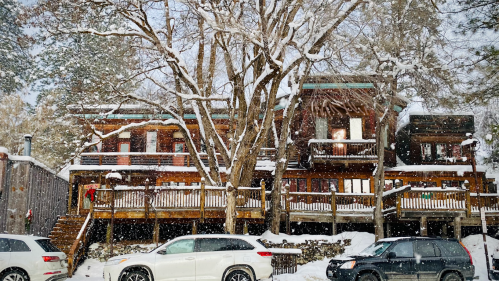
0, 0, 499, 281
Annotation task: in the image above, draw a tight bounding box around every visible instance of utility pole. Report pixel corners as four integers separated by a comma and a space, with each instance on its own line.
468, 136, 490, 280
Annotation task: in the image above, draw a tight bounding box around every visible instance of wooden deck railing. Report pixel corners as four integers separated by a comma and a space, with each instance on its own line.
67, 213, 94, 277
93, 181, 267, 219
471, 193, 499, 212
309, 139, 377, 163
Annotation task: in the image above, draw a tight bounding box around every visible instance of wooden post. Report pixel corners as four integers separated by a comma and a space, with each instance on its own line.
243, 221, 249, 235
192, 221, 197, 234
153, 219, 160, 247
261, 180, 266, 216
99, 155, 102, 166
145, 179, 150, 219
109, 178, 115, 257
285, 184, 291, 235
386, 223, 392, 238
420, 216, 428, 237
466, 189, 471, 218
442, 222, 448, 238
331, 189, 336, 235
454, 217, 462, 241
187, 155, 190, 167
200, 178, 205, 223
396, 193, 402, 218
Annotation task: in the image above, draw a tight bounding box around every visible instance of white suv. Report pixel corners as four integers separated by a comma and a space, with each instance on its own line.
104, 234, 273, 281
0, 234, 68, 281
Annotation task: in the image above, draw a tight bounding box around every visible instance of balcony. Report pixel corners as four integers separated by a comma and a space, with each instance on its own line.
79, 149, 278, 167
309, 139, 378, 165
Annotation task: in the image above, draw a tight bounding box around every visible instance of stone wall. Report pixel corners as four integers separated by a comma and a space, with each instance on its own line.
260, 239, 351, 265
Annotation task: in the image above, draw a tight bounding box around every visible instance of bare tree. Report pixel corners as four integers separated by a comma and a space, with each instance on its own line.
31, 0, 365, 233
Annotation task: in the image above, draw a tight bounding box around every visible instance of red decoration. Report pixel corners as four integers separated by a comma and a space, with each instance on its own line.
85, 188, 97, 202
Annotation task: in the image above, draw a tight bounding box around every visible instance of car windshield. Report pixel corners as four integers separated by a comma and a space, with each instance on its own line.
358, 242, 392, 257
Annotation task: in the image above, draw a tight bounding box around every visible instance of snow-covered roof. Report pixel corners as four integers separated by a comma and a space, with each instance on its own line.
7, 154, 69, 181
386, 165, 487, 173
409, 111, 474, 116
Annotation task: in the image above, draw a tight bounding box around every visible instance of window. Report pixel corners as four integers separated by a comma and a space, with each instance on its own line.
166, 239, 194, 254
350, 118, 363, 140
359, 242, 392, 257
146, 131, 157, 153
9, 239, 30, 252
91, 134, 102, 152
282, 178, 307, 192
408, 181, 437, 188
434, 240, 467, 257
390, 241, 413, 258
316, 118, 328, 139
344, 179, 370, 193
384, 180, 395, 191
415, 241, 439, 257
191, 182, 199, 186
442, 180, 465, 188
436, 144, 447, 160
421, 143, 432, 161
450, 144, 462, 159
35, 239, 60, 252
0, 239, 9, 252
196, 238, 231, 252
230, 239, 255, 251
312, 179, 339, 193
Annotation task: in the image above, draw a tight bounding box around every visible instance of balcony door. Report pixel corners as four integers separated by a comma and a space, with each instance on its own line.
173, 142, 185, 166
331, 128, 346, 156
118, 142, 130, 165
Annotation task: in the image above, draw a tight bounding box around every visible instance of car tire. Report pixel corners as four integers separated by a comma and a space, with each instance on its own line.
123, 271, 149, 281
226, 270, 252, 281
0, 269, 29, 281
442, 272, 462, 281
357, 272, 379, 281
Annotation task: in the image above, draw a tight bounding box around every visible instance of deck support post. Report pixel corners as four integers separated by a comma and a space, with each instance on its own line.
420, 216, 428, 237
331, 189, 336, 236
454, 217, 462, 241
153, 219, 160, 246
386, 223, 391, 238
243, 221, 249, 235
441, 222, 448, 238
200, 178, 205, 223
192, 221, 197, 235
145, 179, 150, 219
261, 180, 266, 216
285, 184, 291, 235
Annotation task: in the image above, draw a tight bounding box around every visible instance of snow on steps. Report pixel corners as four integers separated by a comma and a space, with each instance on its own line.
50, 215, 88, 256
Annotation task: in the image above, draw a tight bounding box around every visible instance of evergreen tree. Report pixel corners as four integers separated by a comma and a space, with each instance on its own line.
0, 0, 32, 95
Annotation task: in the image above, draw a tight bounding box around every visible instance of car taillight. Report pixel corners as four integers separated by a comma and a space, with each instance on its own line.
459, 242, 473, 265
43, 271, 62, 275
257, 252, 272, 257
43, 256, 60, 262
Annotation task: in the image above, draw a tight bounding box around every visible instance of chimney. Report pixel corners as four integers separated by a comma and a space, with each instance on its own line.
23, 134, 32, 156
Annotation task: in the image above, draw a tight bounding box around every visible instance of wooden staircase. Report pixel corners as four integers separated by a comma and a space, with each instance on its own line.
49, 215, 87, 255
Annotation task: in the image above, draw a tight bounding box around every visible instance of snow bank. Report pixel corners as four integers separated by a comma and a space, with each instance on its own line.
0, 147, 8, 154
462, 234, 499, 281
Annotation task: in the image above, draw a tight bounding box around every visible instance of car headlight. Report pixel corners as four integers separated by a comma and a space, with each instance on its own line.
339, 261, 356, 269
105, 258, 129, 266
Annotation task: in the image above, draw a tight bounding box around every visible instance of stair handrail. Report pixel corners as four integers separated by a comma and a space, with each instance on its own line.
67, 212, 94, 277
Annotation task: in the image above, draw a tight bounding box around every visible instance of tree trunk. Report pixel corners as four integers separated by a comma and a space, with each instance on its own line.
374, 110, 390, 242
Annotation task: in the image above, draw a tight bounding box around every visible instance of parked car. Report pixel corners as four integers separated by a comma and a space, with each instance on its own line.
326, 237, 475, 281
490, 252, 499, 280
103, 234, 273, 281
0, 234, 68, 281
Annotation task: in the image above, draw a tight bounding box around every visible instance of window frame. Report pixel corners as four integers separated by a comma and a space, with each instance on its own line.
344, 179, 370, 193
436, 143, 447, 160
421, 143, 433, 162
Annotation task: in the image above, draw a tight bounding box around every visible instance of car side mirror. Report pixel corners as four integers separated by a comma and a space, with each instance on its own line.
388, 252, 397, 259
157, 249, 167, 255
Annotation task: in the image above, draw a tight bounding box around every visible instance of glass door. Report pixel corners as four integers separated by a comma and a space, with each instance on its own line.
173, 142, 185, 166
117, 142, 130, 165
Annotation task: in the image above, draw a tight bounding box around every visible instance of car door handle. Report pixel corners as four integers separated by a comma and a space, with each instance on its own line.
185, 257, 195, 260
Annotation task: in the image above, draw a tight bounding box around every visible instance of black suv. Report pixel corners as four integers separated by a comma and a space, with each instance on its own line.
326, 237, 474, 281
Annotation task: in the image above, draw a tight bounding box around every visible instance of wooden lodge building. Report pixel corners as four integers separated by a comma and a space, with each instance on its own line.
50, 76, 498, 274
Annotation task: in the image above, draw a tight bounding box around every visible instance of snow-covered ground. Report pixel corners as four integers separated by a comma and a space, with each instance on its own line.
70, 232, 495, 281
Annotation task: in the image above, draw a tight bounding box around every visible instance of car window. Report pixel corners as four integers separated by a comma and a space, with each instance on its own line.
9, 239, 30, 252
230, 239, 255, 250
359, 242, 392, 257
390, 241, 413, 258
0, 239, 9, 252
415, 241, 438, 257
197, 238, 231, 252
35, 239, 60, 252
434, 240, 467, 257
165, 239, 194, 254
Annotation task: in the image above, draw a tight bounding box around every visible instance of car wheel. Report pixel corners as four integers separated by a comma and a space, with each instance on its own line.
1, 269, 29, 281
442, 272, 462, 281
123, 271, 149, 281
226, 270, 251, 281
357, 272, 379, 281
